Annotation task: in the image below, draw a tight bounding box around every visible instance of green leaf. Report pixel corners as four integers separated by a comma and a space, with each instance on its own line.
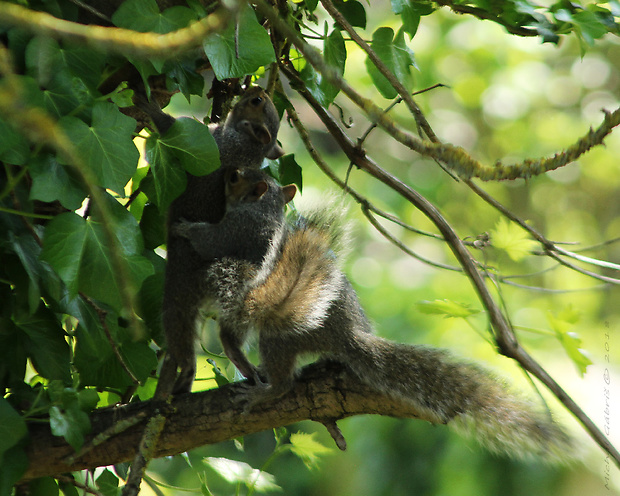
203, 3, 276, 79
8, 232, 43, 314
0, 117, 29, 165
112, 0, 196, 33
139, 202, 167, 250
49, 404, 90, 450
29, 477, 59, 496
40, 197, 154, 311
15, 306, 71, 383
277, 154, 303, 192
158, 118, 220, 176
143, 141, 187, 212
391, 0, 435, 38
365, 27, 416, 99
144, 118, 219, 210
289, 432, 332, 469
58, 102, 139, 195
28, 154, 87, 211
204, 457, 281, 492
96, 468, 120, 496
333, 0, 366, 28
0, 444, 29, 496
547, 308, 591, 376
490, 217, 537, 262
573, 10, 609, 45
302, 29, 346, 107
73, 315, 158, 388
416, 299, 481, 318
0, 398, 28, 458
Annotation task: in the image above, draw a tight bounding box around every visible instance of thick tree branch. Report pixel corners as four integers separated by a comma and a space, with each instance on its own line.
19, 363, 435, 482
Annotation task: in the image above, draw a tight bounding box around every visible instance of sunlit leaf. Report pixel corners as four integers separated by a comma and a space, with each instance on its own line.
203, 3, 275, 79
365, 27, 416, 99
490, 218, 537, 262
289, 432, 332, 469
416, 299, 481, 318
204, 457, 281, 492
547, 308, 591, 376
58, 102, 139, 195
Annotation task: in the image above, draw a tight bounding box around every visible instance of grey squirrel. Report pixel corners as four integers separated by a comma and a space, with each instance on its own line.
172, 168, 575, 461
162, 87, 283, 394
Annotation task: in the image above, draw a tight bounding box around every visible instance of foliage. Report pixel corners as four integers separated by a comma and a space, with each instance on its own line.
0, 0, 619, 494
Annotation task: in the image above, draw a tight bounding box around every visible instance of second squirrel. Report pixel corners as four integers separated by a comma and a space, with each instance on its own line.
172, 168, 574, 462
163, 87, 283, 394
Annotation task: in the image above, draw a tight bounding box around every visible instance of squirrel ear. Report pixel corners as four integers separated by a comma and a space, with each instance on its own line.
253, 180, 269, 199
266, 143, 285, 159
282, 184, 297, 204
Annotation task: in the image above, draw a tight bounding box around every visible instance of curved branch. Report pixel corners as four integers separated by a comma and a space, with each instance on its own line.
19, 363, 437, 482
435, 0, 539, 38
0, 2, 233, 59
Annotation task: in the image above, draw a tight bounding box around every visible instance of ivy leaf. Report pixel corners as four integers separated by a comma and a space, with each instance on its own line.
58, 102, 139, 195
28, 154, 87, 211
203, 3, 275, 79
40, 196, 154, 312
71, 298, 157, 388
391, 0, 435, 38
547, 308, 591, 376
573, 9, 609, 46
96, 469, 120, 496
204, 457, 281, 492
490, 217, 537, 262
333, 0, 366, 28
15, 306, 71, 383
0, 116, 29, 165
302, 28, 346, 107
112, 0, 196, 34
365, 27, 416, 99
0, 398, 28, 458
144, 118, 219, 210
277, 154, 303, 193
289, 432, 332, 470
416, 299, 481, 319
49, 404, 90, 450
158, 118, 220, 176
143, 140, 187, 212
0, 444, 29, 495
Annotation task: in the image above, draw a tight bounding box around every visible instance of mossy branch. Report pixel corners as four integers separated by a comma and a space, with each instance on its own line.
0, 2, 234, 59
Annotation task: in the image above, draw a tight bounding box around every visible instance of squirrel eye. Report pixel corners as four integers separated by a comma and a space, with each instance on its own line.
250, 96, 263, 106
229, 170, 240, 184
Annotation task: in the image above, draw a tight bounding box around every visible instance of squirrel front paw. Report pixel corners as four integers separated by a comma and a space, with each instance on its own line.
170, 218, 193, 238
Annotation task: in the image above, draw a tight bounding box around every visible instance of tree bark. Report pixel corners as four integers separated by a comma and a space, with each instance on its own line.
20, 362, 433, 482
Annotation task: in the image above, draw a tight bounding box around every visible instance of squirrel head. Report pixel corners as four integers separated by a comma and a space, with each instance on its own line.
228, 87, 284, 159
224, 168, 296, 208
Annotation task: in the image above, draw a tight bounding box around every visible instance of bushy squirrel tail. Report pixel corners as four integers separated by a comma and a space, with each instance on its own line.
246, 201, 350, 332
345, 334, 575, 462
